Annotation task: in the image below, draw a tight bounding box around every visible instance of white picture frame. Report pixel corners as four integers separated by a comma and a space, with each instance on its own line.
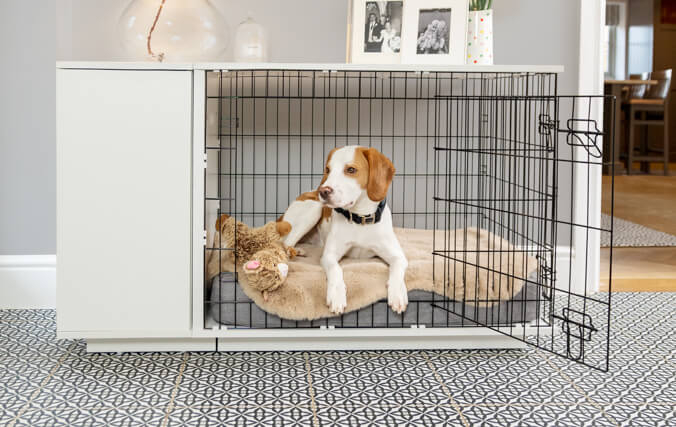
400, 0, 469, 65
347, 0, 405, 64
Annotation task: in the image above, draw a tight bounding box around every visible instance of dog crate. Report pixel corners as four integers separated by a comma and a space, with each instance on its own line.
198, 66, 614, 371
55, 63, 614, 371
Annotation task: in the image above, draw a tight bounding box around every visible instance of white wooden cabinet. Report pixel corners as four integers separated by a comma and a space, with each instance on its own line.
57, 62, 600, 356
56, 68, 194, 340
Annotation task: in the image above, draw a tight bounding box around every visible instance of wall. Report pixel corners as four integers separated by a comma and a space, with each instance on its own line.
493, 0, 581, 95
0, 0, 582, 256
0, 1, 57, 255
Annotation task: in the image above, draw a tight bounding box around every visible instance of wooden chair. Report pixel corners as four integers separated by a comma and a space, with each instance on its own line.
626, 69, 672, 175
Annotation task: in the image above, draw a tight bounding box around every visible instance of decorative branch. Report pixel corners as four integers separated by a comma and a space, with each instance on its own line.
147, 0, 167, 62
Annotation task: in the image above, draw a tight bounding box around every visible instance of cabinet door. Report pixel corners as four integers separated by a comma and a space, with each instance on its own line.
57, 69, 192, 337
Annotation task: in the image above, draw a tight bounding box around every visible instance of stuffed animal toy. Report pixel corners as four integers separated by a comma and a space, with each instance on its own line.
207, 214, 299, 300
243, 243, 297, 301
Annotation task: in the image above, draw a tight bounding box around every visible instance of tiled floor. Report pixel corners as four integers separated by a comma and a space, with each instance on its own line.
1, 293, 674, 426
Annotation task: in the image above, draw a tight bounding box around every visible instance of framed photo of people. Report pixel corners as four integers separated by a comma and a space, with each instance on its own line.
347, 0, 405, 64
347, 0, 468, 65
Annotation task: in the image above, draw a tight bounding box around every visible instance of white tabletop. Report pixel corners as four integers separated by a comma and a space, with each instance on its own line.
56, 61, 564, 74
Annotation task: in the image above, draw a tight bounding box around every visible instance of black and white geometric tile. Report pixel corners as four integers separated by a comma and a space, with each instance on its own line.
1, 292, 674, 426
601, 214, 676, 247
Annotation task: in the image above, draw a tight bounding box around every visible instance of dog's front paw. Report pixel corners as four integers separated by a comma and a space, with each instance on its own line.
387, 280, 408, 314
326, 281, 347, 315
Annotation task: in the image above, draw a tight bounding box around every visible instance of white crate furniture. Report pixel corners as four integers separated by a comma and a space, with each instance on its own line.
56, 62, 613, 371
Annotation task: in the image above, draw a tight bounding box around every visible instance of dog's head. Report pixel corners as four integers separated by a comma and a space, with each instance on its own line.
317, 146, 395, 209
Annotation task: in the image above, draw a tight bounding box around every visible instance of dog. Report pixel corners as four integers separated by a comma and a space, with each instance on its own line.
279, 145, 408, 315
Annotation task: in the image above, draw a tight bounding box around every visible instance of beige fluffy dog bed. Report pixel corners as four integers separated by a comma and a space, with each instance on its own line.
210, 227, 538, 322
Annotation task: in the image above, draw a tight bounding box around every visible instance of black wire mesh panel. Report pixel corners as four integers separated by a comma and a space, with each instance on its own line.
203, 69, 614, 371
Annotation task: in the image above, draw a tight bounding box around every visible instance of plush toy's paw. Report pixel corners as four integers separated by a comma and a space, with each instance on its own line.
293, 247, 306, 257
326, 281, 347, 314
387, 280, 408, 314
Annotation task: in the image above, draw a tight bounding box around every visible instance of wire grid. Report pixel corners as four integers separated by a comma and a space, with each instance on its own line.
202, 69, 613, 371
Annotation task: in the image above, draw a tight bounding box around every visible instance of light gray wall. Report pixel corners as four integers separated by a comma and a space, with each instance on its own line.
493, 0, 581, 95
0, 0, 581, 254
0, 1, 57, 255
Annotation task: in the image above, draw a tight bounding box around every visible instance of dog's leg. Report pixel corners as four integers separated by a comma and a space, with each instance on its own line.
279, 193, 324, 247
320, 239, 349, 315
376, 236, 409, 314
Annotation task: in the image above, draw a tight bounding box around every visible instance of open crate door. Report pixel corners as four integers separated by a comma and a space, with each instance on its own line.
432, 95, 614, 371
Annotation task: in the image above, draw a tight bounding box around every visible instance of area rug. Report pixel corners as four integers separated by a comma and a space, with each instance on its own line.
601, 214, 676, 247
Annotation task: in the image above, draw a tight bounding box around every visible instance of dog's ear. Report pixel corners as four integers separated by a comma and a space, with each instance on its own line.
275, 220, 292, 237
362, 147, 395, 201
215, 214, 230, 232
319, 147, 339, 186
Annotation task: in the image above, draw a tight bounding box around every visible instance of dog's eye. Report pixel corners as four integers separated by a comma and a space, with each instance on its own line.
346, 167, 356, 174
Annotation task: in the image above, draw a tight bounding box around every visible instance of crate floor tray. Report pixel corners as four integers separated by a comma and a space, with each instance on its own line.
209, 227, 541, 327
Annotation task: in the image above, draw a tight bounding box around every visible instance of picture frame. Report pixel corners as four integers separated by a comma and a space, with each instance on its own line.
400, 0, 469, 65
347, 0, 405, 64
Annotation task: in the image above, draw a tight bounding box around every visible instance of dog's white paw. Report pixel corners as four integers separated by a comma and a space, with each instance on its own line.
387, 280, 408, 314
326, 281, 347, 314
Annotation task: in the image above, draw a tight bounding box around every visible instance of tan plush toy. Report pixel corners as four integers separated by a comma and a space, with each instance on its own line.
242, 244, 296, 301
206, 214, 298, 300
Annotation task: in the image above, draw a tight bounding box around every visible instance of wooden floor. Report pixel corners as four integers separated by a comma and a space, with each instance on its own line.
600, 165, 676, 292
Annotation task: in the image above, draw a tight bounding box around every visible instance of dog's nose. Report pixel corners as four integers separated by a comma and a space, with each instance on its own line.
318, 186, 333, 200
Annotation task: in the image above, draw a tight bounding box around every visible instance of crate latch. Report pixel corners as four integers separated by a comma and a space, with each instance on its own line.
554, 308, 597, 361
561, 118, 603, 158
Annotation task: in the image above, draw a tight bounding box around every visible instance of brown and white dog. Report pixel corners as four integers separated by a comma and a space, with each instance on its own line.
279, 145, 408, 315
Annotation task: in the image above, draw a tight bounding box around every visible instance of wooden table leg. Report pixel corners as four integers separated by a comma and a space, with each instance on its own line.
612, 85, 625, 175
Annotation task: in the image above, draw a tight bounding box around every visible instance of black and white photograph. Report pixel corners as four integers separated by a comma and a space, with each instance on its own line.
363, 1, 403, 54
401, 0, 467, 64
416, 8, 451, 54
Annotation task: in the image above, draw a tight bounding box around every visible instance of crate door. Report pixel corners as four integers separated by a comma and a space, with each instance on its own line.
432, 95, 614, 371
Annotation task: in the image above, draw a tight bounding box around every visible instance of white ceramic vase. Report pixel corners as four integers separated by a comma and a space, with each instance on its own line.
234, 16, 268, 63
117, 0, 228, 62
466, 10, 493, 65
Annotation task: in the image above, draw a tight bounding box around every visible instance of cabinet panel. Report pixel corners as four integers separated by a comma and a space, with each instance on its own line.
57, 70, 192, 336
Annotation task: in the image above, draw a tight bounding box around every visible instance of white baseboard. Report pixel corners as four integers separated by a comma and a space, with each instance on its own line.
0, 255, 56, 309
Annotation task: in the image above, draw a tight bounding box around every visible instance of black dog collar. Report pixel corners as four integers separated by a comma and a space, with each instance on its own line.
334, 199, 387, 225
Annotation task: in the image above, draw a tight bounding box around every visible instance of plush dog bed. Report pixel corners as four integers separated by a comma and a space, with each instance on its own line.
209, 227, 540, 326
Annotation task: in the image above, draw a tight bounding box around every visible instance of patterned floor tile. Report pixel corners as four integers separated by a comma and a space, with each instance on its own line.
315, 403, 465, 426
173, 352, 311, 407
0, 321, 77, 359
0, 309, 55, 324
459, 403, 615, 427
426, 348, 588, 405
309, 351, 449, 407
1, 293, 675, 426
167, 405, 315, 426
544, 342, 676, 405
13, 406, 167, 427
27, 353, 184, 409
0, 355, 57, 424
604, 403, 676, 427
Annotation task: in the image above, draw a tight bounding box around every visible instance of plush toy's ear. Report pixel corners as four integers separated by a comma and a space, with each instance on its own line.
361, 147, 395, 201
275, 220, 292, 237
215, 214, 230, 232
